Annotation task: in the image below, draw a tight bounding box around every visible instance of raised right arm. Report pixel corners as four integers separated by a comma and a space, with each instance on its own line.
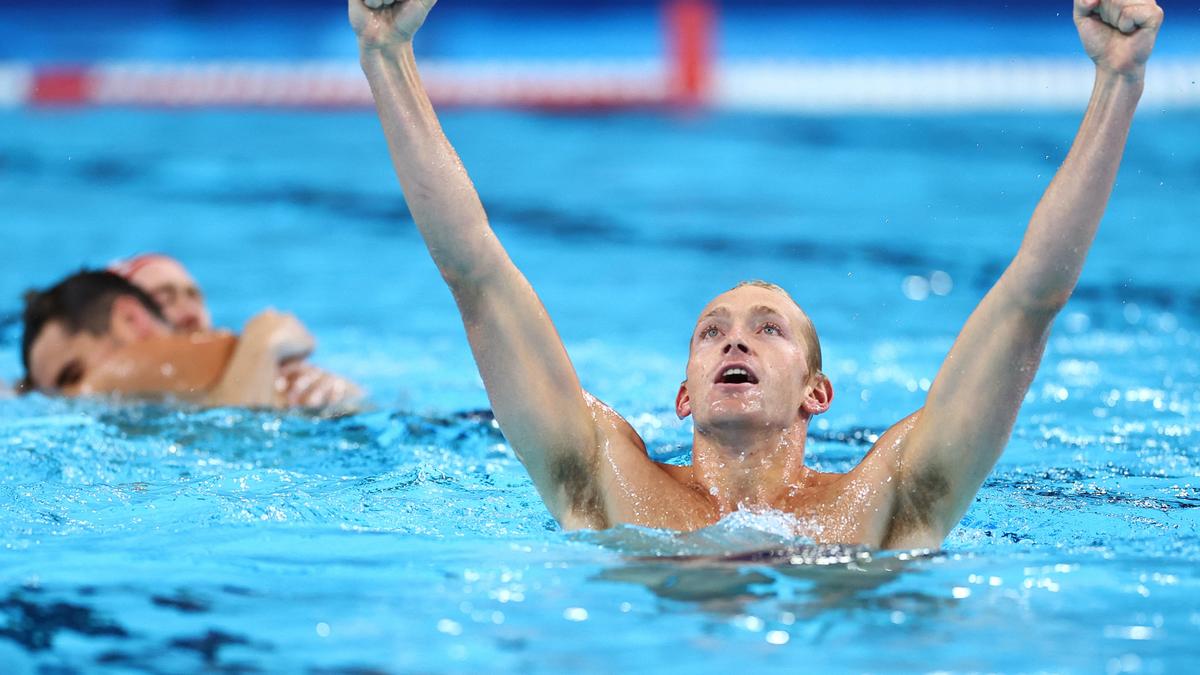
351, 0, 605, 527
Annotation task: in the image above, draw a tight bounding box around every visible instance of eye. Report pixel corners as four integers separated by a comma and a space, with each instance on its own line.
699, 325, 721, 340
56, 360, 85, 390
761, 322, 784, 336
154, 288, 178, 306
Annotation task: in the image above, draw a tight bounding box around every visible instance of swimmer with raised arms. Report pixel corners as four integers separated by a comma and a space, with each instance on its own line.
352, 0, 1163, 546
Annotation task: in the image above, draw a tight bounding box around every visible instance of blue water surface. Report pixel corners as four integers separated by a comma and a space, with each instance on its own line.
1, 106, 1198, 673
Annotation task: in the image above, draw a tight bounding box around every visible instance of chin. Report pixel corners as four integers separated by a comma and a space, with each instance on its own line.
700, 401, 771, 429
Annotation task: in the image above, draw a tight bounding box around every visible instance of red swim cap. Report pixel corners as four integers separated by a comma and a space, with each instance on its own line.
108, 253, 180, 280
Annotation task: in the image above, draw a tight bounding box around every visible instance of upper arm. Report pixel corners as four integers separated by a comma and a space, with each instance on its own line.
361, 46, 609, 525
83, 334, 240, 403
893, 273, 1058, 538
448, 256, 605, 526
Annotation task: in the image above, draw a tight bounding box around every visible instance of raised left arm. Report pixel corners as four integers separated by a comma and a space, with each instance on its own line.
886, 0, 1163, 546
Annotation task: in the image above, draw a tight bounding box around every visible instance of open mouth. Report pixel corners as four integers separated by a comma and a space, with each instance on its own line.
716, 365, 759, 385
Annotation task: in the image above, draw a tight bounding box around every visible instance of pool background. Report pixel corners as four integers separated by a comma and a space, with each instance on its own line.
2, 2, 1200, 674
2, 0, 1200, 63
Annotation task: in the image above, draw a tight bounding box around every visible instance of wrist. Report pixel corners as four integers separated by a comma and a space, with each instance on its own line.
1081, 68, 1144, 128
358, 37, 415, 60
359, 40, 417, 79
1093, 64, 1147, 91
238, 333, 276, 364
1091, 66, 1146, 111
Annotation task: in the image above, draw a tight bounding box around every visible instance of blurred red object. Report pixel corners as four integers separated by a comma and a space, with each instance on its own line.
666, 0, 715, 106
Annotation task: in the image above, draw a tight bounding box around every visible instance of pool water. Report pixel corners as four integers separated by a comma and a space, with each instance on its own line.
1, 108, 1198, 673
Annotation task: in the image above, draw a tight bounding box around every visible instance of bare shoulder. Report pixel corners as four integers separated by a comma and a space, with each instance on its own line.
843, 410, 921, 481
837, 409, 948, 548
579, 395, 717, 530
583, 395, 678, 477
581, 394, 649, 455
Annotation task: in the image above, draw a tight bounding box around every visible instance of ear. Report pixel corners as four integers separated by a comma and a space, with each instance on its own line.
108, 295, 163, 342
801, 374, 833, 416
675, 381, 692, 419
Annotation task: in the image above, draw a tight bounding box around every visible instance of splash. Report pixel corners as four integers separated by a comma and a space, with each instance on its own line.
576, 508, 846, 559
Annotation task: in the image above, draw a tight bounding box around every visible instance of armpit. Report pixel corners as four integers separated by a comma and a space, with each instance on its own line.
886, 466, 952, 546
550, 450, 607, 529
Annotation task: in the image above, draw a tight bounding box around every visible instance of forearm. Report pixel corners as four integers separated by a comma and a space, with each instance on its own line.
1006, 70, 1143, 309
360, 41, 503, 285
204, 341, 280, 408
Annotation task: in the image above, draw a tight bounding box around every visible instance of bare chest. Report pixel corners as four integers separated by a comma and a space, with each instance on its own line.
600, 467, 897, 547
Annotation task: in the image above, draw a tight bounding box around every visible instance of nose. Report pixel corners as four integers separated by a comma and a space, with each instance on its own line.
722, 338, 750, 355
173, 303, 202, 332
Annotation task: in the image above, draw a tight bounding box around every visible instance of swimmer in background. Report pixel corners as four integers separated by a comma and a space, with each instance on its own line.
109, 254, 212, 333
109, 253, 360, 408
20, 269, 362, 411
352, 0, 1163, 547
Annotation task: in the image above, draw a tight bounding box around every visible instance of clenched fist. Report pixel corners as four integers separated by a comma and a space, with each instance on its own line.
1075, 0, 1164, 78
349, 0, 437, 49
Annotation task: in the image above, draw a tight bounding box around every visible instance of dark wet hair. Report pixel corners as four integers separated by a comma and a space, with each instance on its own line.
20, 270, 164, 390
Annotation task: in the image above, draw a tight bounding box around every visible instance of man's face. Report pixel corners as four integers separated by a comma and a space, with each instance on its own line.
680, 285, 817, 432
27, 297, 172, 396
127, 259, 211, 333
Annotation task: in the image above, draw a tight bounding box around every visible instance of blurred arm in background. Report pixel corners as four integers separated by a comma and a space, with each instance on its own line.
110, 254, 364, 410
20, 268, 360, 412
78, 308, 362, 412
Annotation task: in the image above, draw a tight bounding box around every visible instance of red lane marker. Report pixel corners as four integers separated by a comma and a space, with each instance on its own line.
31, 68, 91, 105
666, 0, 715, 106
21, 63, 673, 110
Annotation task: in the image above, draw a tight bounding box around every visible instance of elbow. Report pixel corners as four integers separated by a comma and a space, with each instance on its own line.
998, 269, 1074, 317
437, 262, 478, 289
435, 243, 508, 291
439, 260, 500, 294
1019, 288, 1072, 315
1044, 290, 1073, 313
